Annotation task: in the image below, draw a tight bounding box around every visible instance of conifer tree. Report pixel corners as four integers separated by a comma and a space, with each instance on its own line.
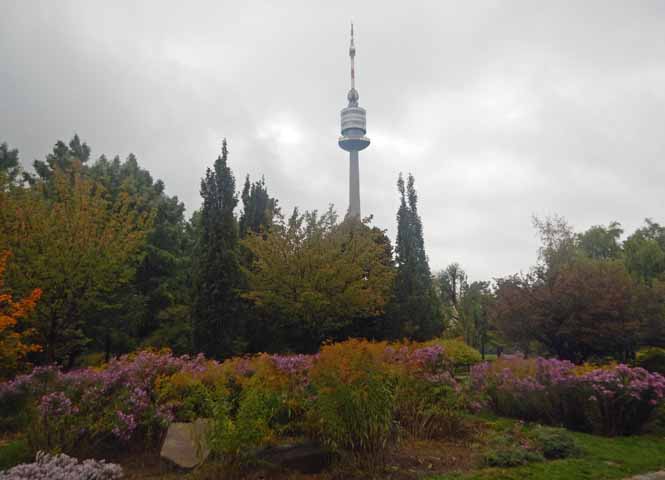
192, 140, 245, 358
0, 143, 21, 185
239, 175, 279, 238
389, 173, 441, 340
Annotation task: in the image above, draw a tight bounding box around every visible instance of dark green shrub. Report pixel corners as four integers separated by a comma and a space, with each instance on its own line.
530, 426, 581, 459
637, 347, 665, 375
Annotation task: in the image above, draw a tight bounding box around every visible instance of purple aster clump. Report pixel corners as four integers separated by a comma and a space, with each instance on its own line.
0, 350, 216, 450
0, 451, 123, 480
408, 345, 445, 370
270, 354, 315, 374
470, 356, 665, 435
112, 411, 137, 442
38, 391, 75, 417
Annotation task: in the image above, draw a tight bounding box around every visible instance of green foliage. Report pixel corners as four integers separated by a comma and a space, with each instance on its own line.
577, 222, 623, 260
389, 173, 441, 341
192, 139, 245, 358
0, 438, 31, 471
0, 165, 151, 366
242, 208, 395, 351
208, 385, 280, 465
239, 175, 278, 239
89, 153, 192, 356
529, 426, 581, 459
429, 338, 482, 366
394, 376, 467, 439
636, 347, 665, 374
0, 142, 21, 185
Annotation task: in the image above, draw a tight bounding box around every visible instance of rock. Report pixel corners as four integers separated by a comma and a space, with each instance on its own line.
160, 418, 212, 469
257, 442, 330, 474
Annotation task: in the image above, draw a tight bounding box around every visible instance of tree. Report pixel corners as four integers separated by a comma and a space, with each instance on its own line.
623, 219, 665, 284
239, 175, 279, 238
241, 208, 395, 352
89, 153, 191, 351
29, 134, 91, 184
388, 173, 441, 340
532, 214, 578, 281
493, 259, 641, 363
577, 221, 623, 260
460, 280, 493, 357
192, 140, 245, 358
0, 142, 21, 185
0, 251, 42, 379
0, 167, 150, 366
435, 263, 468, 332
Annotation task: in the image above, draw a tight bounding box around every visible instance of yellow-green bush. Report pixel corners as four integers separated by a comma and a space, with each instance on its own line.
426, 338, 482, 366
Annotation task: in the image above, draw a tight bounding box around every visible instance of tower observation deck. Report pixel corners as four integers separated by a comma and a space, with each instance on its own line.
338, 23, 369, 219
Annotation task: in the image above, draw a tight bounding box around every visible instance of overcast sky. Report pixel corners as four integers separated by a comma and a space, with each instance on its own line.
2, 1, 665, 282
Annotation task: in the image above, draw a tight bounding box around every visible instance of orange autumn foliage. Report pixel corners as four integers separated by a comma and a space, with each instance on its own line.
0, 250, 42, 379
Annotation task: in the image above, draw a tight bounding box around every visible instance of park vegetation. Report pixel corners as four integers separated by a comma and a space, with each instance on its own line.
3, 135, 665, 478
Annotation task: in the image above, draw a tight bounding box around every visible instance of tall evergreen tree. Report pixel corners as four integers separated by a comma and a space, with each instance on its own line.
388, 173, 441, 340
192, 140, 245, 358
239, 175, 279, 238
0, 143, 21, 184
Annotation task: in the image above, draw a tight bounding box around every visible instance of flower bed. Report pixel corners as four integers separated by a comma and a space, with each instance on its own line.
471, 356, 665, 435
0, 341, 464, 461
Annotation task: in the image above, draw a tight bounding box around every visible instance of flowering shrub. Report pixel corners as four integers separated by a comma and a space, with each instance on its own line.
0, 350, 209, 453
0, 451, 123, 480
472, 356, 665, 435
0, 339, 467, 459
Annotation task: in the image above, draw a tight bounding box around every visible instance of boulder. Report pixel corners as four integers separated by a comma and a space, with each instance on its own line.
160, 418, 212, 469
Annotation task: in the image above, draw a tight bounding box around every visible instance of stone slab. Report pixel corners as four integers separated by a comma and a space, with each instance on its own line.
160, 418, 212, 469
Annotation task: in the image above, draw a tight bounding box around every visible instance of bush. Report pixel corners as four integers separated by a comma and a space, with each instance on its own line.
208, 387, 280, 465
471, 357, 665, 435
427, 338, 482, 366
0, 350, 210, 454
529, 426, 581, 459
394, 377, 466, 439
637, 347, 665, 375
307, 340, 397, 457
0, 452, 122, 480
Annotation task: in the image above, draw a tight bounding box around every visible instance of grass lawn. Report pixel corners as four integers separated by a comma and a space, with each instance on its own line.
430, 430, 665, 480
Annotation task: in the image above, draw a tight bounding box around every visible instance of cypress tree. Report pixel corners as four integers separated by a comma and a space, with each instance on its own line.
192, 139, 245, 358
239, 175, 279, 238
389, 173, 441, 340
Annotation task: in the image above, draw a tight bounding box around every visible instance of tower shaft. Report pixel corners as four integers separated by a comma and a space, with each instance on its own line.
349, 150, 360, 218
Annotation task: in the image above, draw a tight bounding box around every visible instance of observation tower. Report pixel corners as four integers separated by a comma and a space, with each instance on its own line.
338, 23, 370, 219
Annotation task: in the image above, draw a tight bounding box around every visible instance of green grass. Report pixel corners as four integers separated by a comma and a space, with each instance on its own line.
430, 430, 665, 480
0, 438, 31, 471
